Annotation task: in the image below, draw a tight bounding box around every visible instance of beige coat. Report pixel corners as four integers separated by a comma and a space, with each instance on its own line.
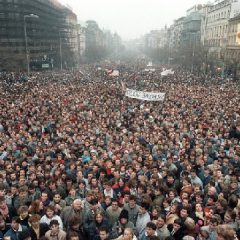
45, 229, 67, 240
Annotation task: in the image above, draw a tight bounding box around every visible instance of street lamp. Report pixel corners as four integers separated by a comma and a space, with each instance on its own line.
24, 14, 39, 75
191, 33, 196, 73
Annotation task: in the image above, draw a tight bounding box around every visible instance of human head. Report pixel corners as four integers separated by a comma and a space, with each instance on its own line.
49, 219, 60, 233
139, 202, 149, 215
123, 228, 134, 240
0, 196, 7, 209
95, 211, 104, 223
28, 214, 41, 228
0, 215, 5, 229
209, 216, 219, 231
18, 205, 29, 219
173, 219, 182, 232
119, 209, 129, 225
180, 207, 189, 219
111, 198, 119, 210
72, 199, 82, 211
145, 222, 157, 237
67, 231, 79, 240
45, 206, 55, 217
11, 217, 21, 231
18, 231, 31, 240
53, 192, 62, 203
41, 191, 49, 202
157, 214, 166, 228
128, 195, 136, 208
99, 226, 109, 240
216, 224, 237, 240
224, 209, 236, 223
69, 216, 81, 230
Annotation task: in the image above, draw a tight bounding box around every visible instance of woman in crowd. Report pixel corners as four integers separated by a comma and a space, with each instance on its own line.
40, 206, 63, 230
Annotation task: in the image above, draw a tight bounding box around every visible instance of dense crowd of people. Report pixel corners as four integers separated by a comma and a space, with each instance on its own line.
0, 63, 239, 240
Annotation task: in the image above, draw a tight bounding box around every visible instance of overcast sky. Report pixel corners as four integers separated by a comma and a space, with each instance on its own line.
59, 0, 210, 40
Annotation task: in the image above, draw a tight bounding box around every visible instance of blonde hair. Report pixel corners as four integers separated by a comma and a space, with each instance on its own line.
216, 224, 237, 240
123, 227, 134, 238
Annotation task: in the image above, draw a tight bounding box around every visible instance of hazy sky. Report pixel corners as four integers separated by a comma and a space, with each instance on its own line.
59, 0, 210, 40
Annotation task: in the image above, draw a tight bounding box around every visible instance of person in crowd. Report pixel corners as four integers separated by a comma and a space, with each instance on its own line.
136, 202, 151, 239
66, 231, 80, 240
141, 221, 159, 240
83, 198, 104, 226
18, 206, 30, 228
66, 216, 86, 240
99, 226, 110, 240
84, 210, 109, 240
113, 227, 137, 240
28, 200, 45, 216
166, 203, 179, 225
40, 206, 63, 230
65, 187, 78, 207
111, 209, 136, 239
0, 196, 16, 224
45, 219, 66, 240
0, 215, 10, 239
168, 218, 185, 240
60, 199, 83, 230
4, 217, 29, 240
49, 192, 66, 215
28, 214, 49, 240
106, 198, 122, 227
18, 231, 31, 240
156, 214, 170, 240
216, 224, 238, 240
0, 64, 240, 240
123, 195, 139, 226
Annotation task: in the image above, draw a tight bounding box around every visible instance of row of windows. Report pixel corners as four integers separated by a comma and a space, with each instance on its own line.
0, 3, 68, 25
207, 9, 230, 23
228, 36, 238, 45
226, 51, 240, 59
0, 11, 59, 24
0, 0, 19, 2
0, 40, 60, 47
206, 25, 228, 38
229, 24, 238, 33
205, 39, 221, 47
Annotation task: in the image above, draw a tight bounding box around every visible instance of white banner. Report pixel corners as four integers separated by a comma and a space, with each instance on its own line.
144, 68, 155, 72
125, 88, 165, 101
161, 69, 174, 76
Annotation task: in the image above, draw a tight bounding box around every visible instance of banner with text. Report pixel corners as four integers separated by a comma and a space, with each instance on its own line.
125, 88, 165, 101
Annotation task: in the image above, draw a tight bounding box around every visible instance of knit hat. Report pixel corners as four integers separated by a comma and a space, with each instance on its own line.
119, 209, 129, 220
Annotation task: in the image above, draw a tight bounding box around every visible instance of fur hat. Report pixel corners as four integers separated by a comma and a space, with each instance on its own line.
119, 209, 129, 220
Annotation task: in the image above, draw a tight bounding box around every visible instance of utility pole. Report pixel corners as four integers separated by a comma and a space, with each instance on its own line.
191, 33, 196, 73
59, 32, 63, 71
